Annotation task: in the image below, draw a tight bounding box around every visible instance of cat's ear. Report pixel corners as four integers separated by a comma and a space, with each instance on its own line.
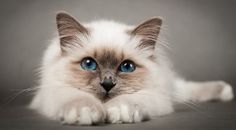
56, 12, 89, 53
129, 17, 162, 55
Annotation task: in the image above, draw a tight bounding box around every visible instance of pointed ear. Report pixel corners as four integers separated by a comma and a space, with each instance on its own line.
56, 12, 89, 53
130, 17, 162, 53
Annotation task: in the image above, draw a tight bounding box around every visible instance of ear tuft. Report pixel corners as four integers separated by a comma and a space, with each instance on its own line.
130, 17, 162, 51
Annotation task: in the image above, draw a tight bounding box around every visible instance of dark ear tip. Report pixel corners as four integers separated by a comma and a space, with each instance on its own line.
56, 11, 73, 21
148, 17, 163, 26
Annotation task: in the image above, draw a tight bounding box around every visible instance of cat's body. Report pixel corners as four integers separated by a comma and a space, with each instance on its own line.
30, 12, 234, 125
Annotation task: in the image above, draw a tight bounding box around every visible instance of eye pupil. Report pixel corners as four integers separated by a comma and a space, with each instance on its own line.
119, 60, 135, 72
86, 60, 92, 66
81, 57, 97, 70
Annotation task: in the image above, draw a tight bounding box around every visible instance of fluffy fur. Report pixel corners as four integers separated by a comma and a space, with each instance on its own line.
30, 12, 234, 125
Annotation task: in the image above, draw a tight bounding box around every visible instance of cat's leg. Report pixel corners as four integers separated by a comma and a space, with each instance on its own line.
174, 79, 234, 102
30, 85, 105, 125
104, 90, 174, 123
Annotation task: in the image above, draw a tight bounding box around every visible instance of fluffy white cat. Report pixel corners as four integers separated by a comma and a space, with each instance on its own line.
30, 12, 234, 125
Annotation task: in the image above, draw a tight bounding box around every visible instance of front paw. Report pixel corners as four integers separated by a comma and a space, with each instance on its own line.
58, 97, 105, 125
104, 100, 149, 124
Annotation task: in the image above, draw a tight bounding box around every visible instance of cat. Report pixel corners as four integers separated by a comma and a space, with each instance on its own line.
30, 12, 234, 125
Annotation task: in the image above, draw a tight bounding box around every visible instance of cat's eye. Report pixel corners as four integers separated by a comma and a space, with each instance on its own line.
81, 57, 97, 71
119, 60, 136, 72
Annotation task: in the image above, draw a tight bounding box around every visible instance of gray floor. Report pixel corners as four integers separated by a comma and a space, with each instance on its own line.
1, 101, 236, 130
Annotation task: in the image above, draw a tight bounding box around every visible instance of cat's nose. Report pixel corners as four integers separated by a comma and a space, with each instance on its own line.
100, 78, 116, 92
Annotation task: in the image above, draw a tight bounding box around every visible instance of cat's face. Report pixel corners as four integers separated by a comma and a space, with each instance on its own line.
56, 13, 162, 101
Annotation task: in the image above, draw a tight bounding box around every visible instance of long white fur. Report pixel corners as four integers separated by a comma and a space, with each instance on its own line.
30, 20, 234, 125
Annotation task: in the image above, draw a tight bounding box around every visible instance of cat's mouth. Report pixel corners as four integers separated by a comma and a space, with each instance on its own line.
96, 92, 117, 102
102, 93, 111, 101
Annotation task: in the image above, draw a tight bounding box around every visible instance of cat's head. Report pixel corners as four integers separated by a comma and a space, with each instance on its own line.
55, 12, 163, 100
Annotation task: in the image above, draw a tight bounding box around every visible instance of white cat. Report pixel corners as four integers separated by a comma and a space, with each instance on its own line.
30, 12, 234, 125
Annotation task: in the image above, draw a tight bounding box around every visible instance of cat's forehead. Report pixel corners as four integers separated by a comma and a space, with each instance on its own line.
85, 20, 133, 46
76, 21, 140, 68
92, 47, 125, 68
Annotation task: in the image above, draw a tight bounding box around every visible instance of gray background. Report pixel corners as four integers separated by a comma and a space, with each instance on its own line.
0, 0, 236, 105
0, 0, 236, 130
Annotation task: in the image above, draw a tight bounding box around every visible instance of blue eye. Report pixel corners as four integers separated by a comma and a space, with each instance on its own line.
119, 60, 136, 72
81, 57, 97, 70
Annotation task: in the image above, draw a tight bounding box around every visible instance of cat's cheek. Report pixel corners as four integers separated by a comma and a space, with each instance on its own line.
104, 101, 150, 123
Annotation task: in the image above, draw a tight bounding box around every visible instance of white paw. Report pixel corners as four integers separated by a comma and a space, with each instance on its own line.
219, 82, 234, 101
105, 102, 149, 124
58, 98, 105, 125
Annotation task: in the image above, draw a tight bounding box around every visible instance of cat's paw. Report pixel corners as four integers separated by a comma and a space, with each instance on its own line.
104, 99, 149, 124
58, 97, 105, 125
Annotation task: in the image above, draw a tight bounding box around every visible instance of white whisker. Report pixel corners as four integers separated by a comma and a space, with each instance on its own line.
3, 87, 39, 105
